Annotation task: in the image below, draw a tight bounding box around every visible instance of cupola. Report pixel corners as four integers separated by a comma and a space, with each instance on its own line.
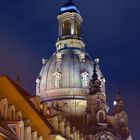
56, 0, 84, 50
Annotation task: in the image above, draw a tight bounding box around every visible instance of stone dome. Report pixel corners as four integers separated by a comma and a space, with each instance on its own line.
36, 0, 105, 119
36, 48, 105, 102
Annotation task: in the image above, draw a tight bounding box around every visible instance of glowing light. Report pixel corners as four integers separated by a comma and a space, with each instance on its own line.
113, 101, 117, 106
61, 6, 80, 13
56, 135, 67, 140
81, 72, 89, 88
53, 72, 61, 88
71, 28, 74, 35
94, 58, 100, 64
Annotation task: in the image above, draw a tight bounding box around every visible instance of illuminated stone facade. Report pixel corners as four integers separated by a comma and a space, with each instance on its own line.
36, 0, 133, 139
0, 0, 132, 140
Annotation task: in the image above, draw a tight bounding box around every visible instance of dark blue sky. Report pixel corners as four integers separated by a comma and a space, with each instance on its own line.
0, 0, 140, 139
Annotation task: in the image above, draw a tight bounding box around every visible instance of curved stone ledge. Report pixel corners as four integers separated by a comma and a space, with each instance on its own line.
40, 88, 89, 100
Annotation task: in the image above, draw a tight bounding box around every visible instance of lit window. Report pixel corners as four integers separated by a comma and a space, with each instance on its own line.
81, 71, 89, 88
53, 72, 61, 88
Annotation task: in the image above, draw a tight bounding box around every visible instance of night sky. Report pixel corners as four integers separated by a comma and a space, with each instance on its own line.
0, 0, 140, 139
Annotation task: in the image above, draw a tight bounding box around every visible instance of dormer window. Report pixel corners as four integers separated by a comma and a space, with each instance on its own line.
53, 72, 61, 88
81, 71, 89, 88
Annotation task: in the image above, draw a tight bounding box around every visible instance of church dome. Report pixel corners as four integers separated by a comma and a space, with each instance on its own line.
36, 48, 104, 101
36, 0, 105, 119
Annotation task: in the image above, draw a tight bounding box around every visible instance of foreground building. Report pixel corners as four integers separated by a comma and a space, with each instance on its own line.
0, 0, 132, 140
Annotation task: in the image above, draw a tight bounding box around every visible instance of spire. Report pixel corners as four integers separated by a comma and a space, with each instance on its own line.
91, 63, 98, 83
115, 89, 123, 102
114, 89, 125, 113
89, 63, 101, 95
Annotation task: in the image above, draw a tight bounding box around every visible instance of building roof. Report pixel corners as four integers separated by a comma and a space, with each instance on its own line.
0, 76, 52, 139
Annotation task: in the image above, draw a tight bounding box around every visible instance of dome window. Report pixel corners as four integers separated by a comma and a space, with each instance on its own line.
81, 71, 89, 88
53, 72, 61, 88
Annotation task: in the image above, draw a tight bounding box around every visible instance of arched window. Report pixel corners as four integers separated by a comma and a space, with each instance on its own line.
53, 72, 61, 88
63, 19, 71, 36
8, 105, 15, 121
81, 71, 89, 88
96, 110, 106, 123
16, 111, 22, 121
